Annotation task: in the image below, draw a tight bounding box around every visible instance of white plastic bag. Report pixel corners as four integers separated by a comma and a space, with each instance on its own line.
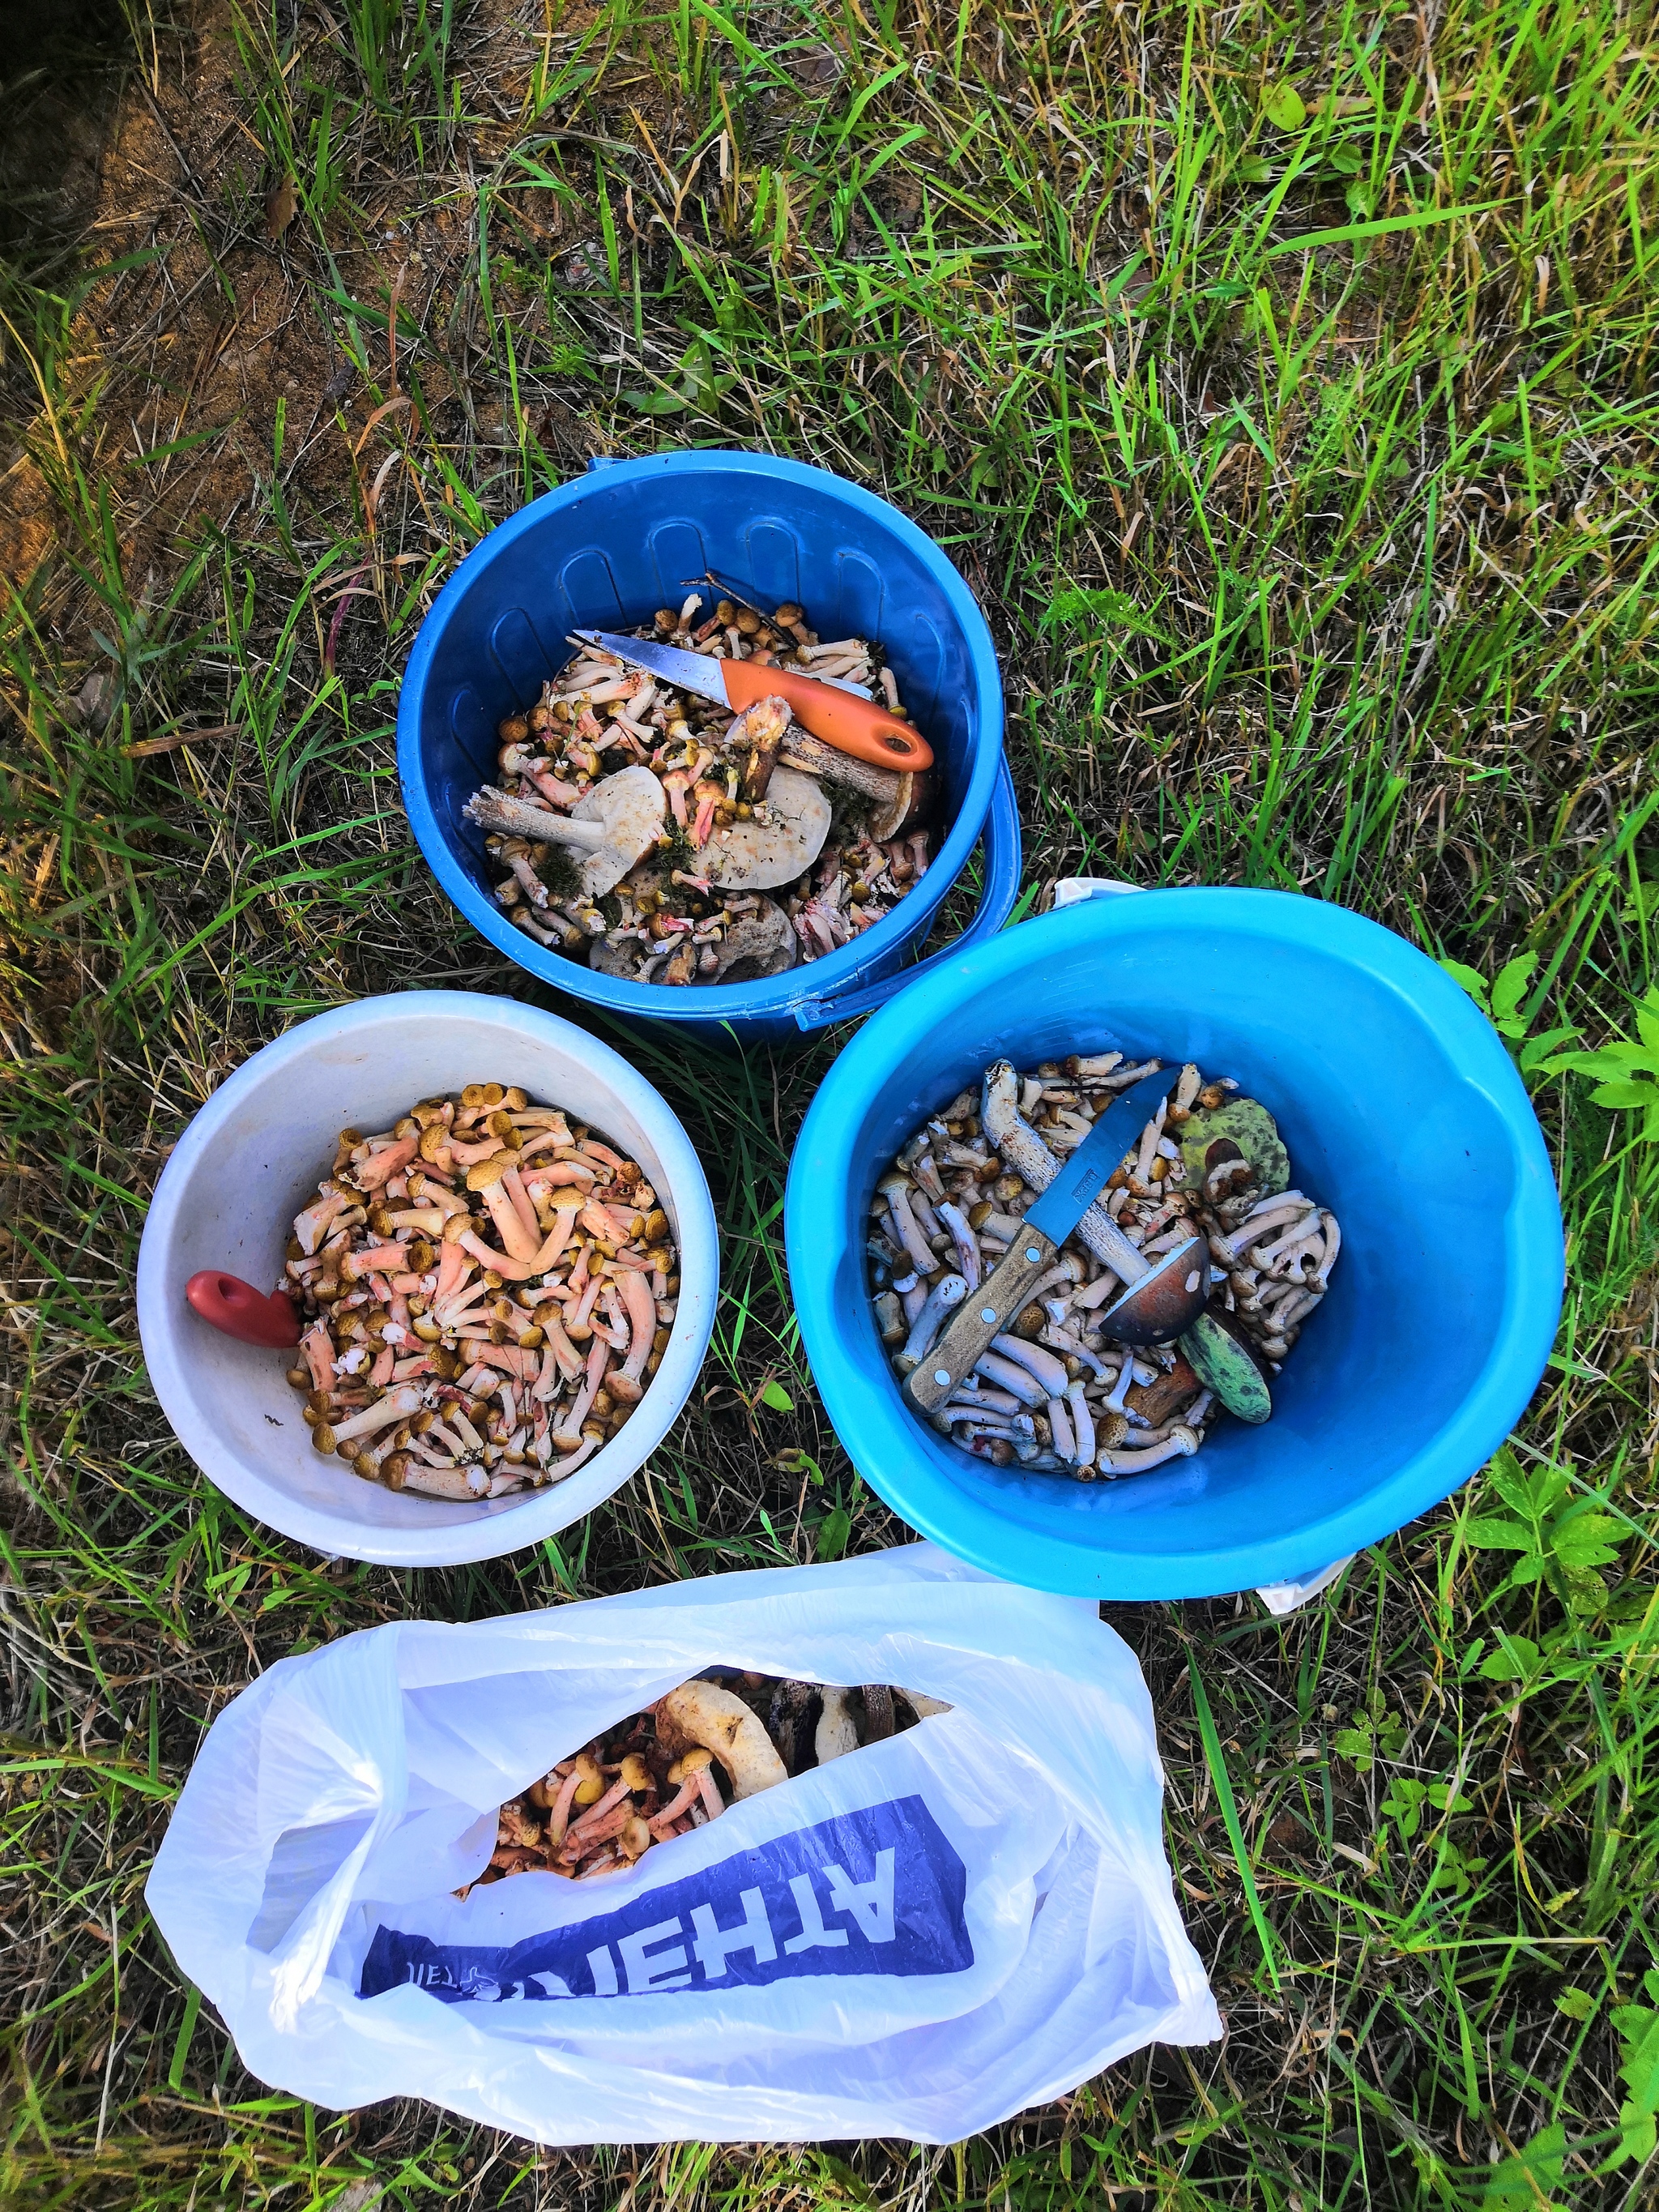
148, 1545, 1218, 2143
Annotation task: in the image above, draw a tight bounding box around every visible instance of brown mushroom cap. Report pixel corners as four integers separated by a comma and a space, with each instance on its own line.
705, 897, 798, 983
699, 766, 830, 891
588, 933, 647, 978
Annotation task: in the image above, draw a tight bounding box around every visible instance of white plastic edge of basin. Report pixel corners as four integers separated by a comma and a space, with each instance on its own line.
134, 992, 718, 1567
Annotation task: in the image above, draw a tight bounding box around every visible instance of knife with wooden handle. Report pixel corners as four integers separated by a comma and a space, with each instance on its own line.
904, 1068, 1180, 1416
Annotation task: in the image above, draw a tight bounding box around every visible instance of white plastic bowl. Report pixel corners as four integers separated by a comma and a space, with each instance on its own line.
135, 992, 718, 1565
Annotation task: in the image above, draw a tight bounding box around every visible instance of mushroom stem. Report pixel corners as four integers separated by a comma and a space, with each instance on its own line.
610, 1266, 658, 1399
500, 1164, 543, 1249
816, 1685, 861, 1763
972, 1350, 1045, 1406
987, 1331, 1071, 1398
478, 1177, 540, 1263
935, 1200, 982, 1291
326, 1384, 425, 1445
1249, 1211, 1323, 1270
1102, 1359, 1142, 1417
898, 1273, 967, 1366
981, 1061, 1149, 1282
1047, 1393, 1077, 1461
542, 1764, 585, 1849
455, 1215, 576, 1281
1311, 1210, 1341, 1290
1099, 1423, 1201, 1475
399, 1463, 492, 1500
881, 1182, 938, 1278
467, 788, 608, 849
1066, 1382, 1096, 1468
1213, 1198, 1311, 1265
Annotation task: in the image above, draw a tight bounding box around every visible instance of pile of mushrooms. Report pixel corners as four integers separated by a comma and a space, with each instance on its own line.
466, 591, 932, 986
469, 1672, 950, 1888
281, 1083, 676, 1501
868, 1056, 1341, 1477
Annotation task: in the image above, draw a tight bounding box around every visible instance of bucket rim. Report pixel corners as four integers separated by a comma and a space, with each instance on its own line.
396, 450, 1006, 1027
785, 887, 1566, 1598
135, 989, 720, 1565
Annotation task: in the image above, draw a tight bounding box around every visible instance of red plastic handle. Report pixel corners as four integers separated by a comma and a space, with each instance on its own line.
722, 657, 934, 771
186, 1270, 303, 1350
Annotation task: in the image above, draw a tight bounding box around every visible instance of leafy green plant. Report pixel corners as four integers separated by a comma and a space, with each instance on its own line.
1377, 1777, 1472, 1843
1477, 2121, 1567, 2204
1465, 1449, 1625, 1612
1332, 1691, 1406, 1774
1439, 950, 1579, 1072
1542, 984, 1659, 1141
624, 335, 738, 416
1602, 1969, 1659, 2171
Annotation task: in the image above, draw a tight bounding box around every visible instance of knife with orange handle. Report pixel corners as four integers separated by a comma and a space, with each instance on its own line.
571, 629, 933, 774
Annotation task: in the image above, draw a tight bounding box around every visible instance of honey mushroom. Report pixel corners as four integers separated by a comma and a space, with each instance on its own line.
472, 591, 938, 986
464, 1674, 955, 1890
280, 1083, 679, 1502
865, 1057, 1343, 1476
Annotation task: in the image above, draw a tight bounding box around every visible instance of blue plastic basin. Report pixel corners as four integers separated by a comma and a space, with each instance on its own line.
784, 890, 1563, 1599
398, 451, 1020, 1044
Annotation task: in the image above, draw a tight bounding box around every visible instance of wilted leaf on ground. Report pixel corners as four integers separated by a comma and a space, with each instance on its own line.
264, 174, 297, 241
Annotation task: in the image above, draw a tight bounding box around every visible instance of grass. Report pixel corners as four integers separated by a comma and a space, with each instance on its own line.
0, 0, 1657, 2201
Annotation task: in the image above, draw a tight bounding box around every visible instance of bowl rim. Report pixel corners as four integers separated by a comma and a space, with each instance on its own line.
785, 888, 1565, 1599
395, 448, 1005, 1023
135, 990, 719, 1566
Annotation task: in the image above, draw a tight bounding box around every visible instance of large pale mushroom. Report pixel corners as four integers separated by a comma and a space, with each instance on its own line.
466, 767, 666, 897
653, 1680, 787, 1800
698, 765, 830, 892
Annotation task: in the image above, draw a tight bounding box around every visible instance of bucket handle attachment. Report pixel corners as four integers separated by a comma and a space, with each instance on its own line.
186, 1271, 303, 1349
793, 754, 1022, 1030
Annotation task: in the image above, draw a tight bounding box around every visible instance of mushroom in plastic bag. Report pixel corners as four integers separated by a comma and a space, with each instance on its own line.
147, 1546, 1220, 2143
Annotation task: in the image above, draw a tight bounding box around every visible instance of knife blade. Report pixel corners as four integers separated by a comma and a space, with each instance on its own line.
572, 628, 933, 774
903, 1067, 1180, 1416
1024, 1065, 1179, 1247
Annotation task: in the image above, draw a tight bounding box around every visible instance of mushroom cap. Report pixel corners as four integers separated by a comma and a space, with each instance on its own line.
1181, 1310, 1273, 1425
706, 897, 798, 982
666, 1744, 714, 1785
699, 766, 831, 891
465, 1152, 511, 1190
571, 766, 668, 896
654, 1680, 788, 1800
1099, 1237, 1209, 1346
1177, 1096, 1290, 1197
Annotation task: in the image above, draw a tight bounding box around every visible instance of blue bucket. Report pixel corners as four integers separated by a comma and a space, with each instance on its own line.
398, 451, 1020, 1044
784, 890, 1563, 1599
